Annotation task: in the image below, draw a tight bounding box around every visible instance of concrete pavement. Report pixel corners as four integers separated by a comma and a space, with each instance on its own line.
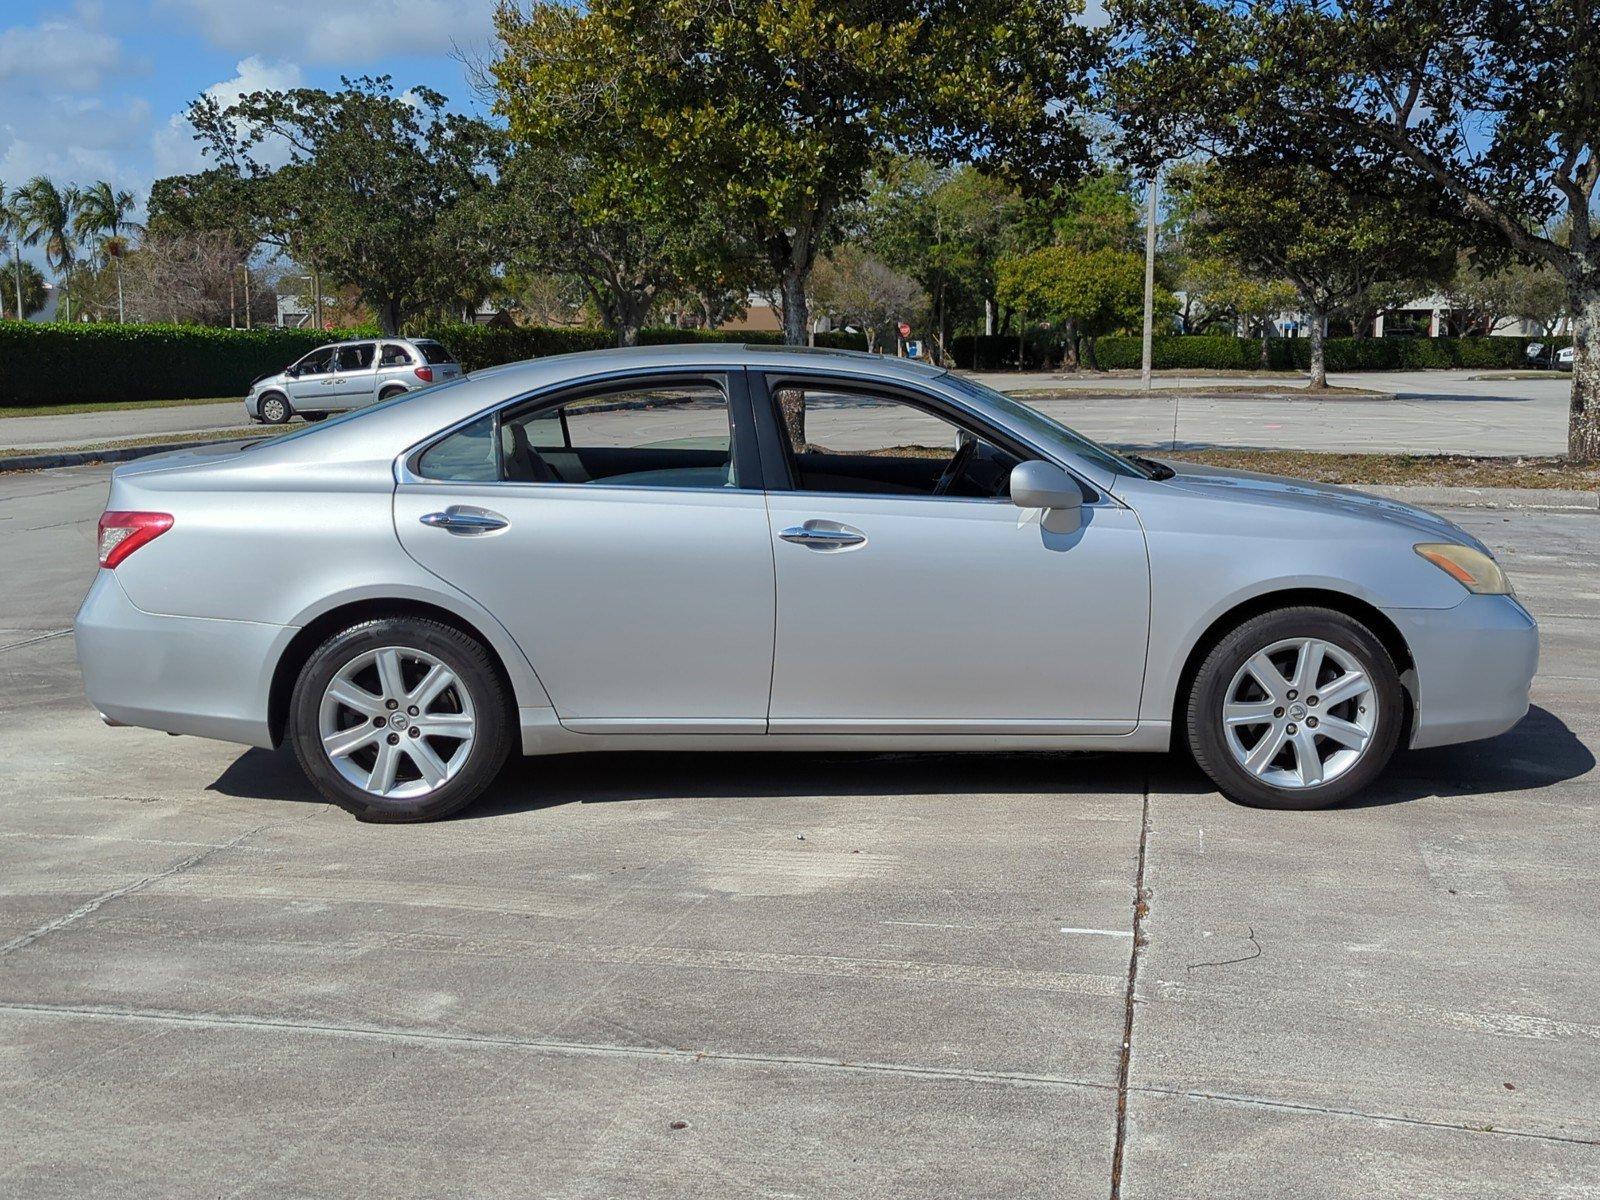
1, 465, 1596, 1197
0, 369, 1577, 456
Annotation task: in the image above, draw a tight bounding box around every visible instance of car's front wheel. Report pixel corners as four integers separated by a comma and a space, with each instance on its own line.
257, 393, 291, 424
288, 617, 513, 821
1187, 607, 1405, 810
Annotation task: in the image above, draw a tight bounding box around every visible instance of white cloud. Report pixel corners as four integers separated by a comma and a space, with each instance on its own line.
159, 0, 495, 64
151, 56, 305, 178
0, 13, 122, 92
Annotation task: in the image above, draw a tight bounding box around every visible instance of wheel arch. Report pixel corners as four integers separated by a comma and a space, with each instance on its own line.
257, 388, 291, 412
267, 596, 541, 747
1168, 587, 1417, 742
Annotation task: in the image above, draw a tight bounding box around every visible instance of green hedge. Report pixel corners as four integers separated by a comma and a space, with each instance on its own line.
949, 331, 1572, 372
0, 320, 871, 407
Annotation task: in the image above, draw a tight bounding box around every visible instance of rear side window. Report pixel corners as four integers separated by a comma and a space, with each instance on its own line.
379, 343, 413, 367
416, 342, 455, 365
416, 413, 497, 482
336, 344, 375, 371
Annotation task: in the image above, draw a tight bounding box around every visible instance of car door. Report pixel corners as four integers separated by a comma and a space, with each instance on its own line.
377, 342, 417, 393
285, 347, 335, 407
754, 371, 1151, 734
393, 369, 776, 732
325, 342, 378, 409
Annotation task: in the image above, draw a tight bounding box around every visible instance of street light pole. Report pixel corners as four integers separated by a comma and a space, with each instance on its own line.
1141, 167, 1159, 393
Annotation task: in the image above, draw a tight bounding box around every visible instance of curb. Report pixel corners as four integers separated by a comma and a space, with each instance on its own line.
0, 437, 249, 473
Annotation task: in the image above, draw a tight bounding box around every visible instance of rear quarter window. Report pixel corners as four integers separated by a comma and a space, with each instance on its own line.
417, 342, 456, 365
416, 413, 497, 481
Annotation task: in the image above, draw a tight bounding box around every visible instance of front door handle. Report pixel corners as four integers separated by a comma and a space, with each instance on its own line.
779, 522, 866, 550
420, 505, 509, 535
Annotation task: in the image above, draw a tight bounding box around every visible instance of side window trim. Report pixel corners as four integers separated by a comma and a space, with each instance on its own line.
404, 367, 766, 491
747, 369, 1098, 503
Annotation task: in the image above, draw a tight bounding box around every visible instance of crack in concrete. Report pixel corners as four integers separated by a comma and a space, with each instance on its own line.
1109, 771, 1153, 1200
0, 1000, 1119, 1095
1127, 1083, 1600, 1149
0, 629, 71, 653
0, 823, 264, 956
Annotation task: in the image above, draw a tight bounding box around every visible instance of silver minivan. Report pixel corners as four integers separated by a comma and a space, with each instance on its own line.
245, 338, 462, 424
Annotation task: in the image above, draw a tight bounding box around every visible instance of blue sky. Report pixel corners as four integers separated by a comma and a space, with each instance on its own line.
1, 0, 496, 244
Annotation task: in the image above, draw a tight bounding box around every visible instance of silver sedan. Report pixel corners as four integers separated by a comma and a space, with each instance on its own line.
77, 345, 1538, 821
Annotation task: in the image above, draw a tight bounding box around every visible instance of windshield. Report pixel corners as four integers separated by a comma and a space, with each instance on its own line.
940, 374, 1151, 479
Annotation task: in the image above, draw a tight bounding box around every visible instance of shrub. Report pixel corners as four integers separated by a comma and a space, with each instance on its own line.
0, 320, 870, 407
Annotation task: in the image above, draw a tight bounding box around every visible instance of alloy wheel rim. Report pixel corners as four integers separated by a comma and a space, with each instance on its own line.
317, 646, 476, 799
1222, 637, 1377, 790
263, 399, 285, 420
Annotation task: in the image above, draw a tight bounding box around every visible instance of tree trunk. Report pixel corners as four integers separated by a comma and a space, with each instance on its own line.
311, 263, 322, 331
1570, 284, 1600, 461
377, 298, 401, 337
866, 328, 878, 354
1258, 319, 1270, 371
1307, 306, 1328, 389
12, 245, 22, 320
115, 258, 124, 323
985, 297, 996, 337
242, 264, 251, 330
1062, 319, 1079, 369
780, 267, 808, 347
775, 384, 805, 449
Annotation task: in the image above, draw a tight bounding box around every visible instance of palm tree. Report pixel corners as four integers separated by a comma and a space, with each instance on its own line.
14, 177, 79, 322
0, 181, 25, 322
74, 180, 137, 322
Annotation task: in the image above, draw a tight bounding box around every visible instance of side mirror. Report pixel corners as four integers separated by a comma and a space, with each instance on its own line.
1010, 460, 1084, 534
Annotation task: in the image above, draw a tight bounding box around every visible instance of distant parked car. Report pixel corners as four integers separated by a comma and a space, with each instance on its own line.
1556, 346, 1574, 370
245, 338, 462, 424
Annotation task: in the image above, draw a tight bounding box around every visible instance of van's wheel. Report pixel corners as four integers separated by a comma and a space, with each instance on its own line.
289, 617, 513, 822
258, 393, 291, 424
303, 412, 328, 422
379, 385, 407, 401
1187, 607, 1404, 810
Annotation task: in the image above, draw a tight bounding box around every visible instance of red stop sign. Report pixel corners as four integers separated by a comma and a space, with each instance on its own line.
897, 322, 912, 338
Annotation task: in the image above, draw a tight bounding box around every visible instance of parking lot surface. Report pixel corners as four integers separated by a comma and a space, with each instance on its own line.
2, 465, 1597, 1197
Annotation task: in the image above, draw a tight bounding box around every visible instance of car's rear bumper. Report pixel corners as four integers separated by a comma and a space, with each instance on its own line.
1389, 594, 1539, 750
75, 571, 287, 749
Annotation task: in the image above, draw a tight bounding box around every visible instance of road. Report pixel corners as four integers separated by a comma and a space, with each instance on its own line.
1, 465, 1597, 1197
0, 368, 1577, 455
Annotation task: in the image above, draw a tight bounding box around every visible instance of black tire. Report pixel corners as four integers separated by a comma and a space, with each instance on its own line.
289, 617, 513, 822
379, 385, 408, 401
1186, 606, 1404, 810
258, 392, 292, 424
303, 412, 329, 422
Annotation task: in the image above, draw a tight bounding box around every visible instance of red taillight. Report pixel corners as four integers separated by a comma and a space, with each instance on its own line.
414, 366, 434, 383
98, 511, 173, 568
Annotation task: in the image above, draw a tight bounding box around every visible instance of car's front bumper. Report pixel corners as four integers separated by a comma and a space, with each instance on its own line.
75, 571, 289, 749
1388, 594, 1539, 749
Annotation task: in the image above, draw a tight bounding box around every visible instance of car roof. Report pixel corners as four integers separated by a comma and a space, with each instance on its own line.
466, 342, 948, 382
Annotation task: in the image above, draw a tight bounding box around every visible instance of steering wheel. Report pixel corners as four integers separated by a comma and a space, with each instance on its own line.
932, 438, 978, 497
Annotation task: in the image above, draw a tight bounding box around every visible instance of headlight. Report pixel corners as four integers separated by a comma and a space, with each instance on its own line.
1414, 543, 1512, 595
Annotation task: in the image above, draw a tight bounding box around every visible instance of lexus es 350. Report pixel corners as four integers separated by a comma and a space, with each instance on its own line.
77, 345, 1538, 821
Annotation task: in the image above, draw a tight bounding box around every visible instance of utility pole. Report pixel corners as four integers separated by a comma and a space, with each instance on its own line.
1141, 167, 1159, 393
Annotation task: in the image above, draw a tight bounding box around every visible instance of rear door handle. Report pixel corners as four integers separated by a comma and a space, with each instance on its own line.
420, 505, 509, 535
779, 522, 866, 550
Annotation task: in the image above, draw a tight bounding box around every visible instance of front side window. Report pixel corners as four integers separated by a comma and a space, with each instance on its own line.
416, 379, 738, 489
335, 343, 375, 372
295, 347, 335, 377
768, 382, 1020, 499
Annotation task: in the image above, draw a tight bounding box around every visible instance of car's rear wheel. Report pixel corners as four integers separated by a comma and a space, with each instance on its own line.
379, 385, 407, 401
258, 393, 291, 424
1187, 607, 1404, 810
289, 617, 512, 822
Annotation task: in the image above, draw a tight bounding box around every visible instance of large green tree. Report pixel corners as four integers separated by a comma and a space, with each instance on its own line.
997, 245, 1163, 366
493, 0, 1094, 346
190, 76, 498, 334
1110, 0, 1600, 456
1170, 159, 1456, 386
